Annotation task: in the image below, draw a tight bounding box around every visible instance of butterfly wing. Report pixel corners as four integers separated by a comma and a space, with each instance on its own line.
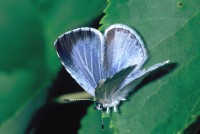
112, 60, 169, 101
54, 28, 104, 96
95, 66, 135, 106
102, 24, 148, 78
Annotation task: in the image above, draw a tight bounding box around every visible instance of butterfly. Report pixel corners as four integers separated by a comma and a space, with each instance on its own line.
54, 24, 169, 113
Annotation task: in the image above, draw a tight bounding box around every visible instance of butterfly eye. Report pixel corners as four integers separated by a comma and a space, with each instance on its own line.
100, 104, 103, 109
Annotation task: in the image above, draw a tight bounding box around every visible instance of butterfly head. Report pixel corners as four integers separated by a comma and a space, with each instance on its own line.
94, 102, 104, 111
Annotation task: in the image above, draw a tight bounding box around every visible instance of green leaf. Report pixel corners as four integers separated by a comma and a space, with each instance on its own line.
0, 0, 45, 72
0, 0, 106, 133
79, 0, 200, 133
0, 0, 45, 126
0, 81, 49, 134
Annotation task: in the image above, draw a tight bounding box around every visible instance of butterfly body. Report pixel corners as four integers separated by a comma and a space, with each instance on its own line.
54, 24, 169, 113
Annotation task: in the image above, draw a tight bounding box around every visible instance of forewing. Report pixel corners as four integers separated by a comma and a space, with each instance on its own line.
112, 60, 170, 101
54, 28, 104, 96
103, 24, 148, 78
95, 66, 135, 104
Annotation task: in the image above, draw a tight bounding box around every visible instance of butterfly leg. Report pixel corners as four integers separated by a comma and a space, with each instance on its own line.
120, 98, 126, 101
113, 106, 118, 112
106, 107, 110, 114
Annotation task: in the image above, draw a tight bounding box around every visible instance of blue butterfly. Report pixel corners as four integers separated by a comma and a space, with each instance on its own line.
54, 24, 169, 113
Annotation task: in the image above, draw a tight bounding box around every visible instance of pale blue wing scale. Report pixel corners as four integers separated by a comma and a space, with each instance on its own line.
102, 24, 148, 78
95, 66, 135, 105
112, 60, 170, 101
54, 28, 104, 96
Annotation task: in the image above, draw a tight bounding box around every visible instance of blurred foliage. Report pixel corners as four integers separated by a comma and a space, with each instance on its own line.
80, 0, 200, 134
0, 0, 106, 133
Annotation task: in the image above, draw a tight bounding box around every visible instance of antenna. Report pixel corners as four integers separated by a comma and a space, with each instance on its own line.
63, 98, 95, 102
101, 111, 104, 130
